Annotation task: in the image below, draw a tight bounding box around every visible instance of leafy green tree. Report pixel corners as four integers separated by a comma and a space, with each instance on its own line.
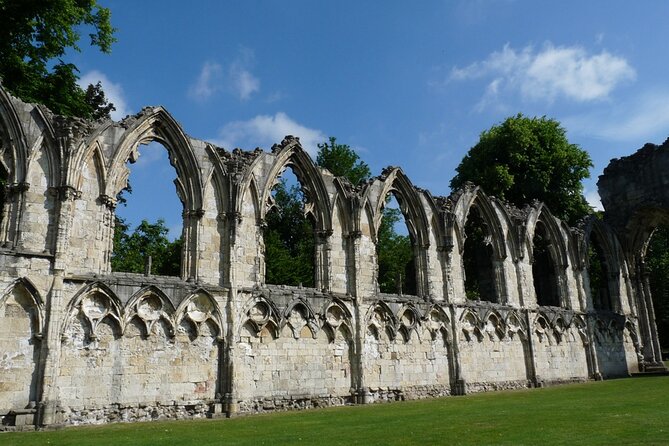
450, 114, 593, 223
0, 0, 116, 118
376, 206, 415, 295
264, 137, 414, 293
264, 179, 315, 287
317, 137, 371, 185
112, 218, 181, 276
85, 81, 116, 120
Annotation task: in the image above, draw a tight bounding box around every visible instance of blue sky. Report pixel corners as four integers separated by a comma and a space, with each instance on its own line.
72, 1, 669, 237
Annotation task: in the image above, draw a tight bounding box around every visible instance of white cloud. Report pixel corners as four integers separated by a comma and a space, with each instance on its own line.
563, 89, 669, 142
450, 42, 635, 107
189, 48, 260, 102
229, 47, 259, 101
188, 61, 224, 101
78, 70, 130, 120
584, 188, 603, 211
215, 112, 326, 155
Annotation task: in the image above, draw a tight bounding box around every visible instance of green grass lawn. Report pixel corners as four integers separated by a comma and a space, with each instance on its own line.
4, 377, 668, 446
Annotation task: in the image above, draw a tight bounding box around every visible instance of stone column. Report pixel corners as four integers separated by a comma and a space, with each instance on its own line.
448, 304, 466, 395
346, 230, 368, 404
637, 261, 663, 365
585, 314, 603, 380
314, 229, 332, 292
523, 309, 541, 387
492, 257, 508, 304
37, 186, 80, 426
415, 243, 429, 298
223, 211, 242, 416
182, 208, 204, 281
98, 194, 116, 274
7, 182, 29, 249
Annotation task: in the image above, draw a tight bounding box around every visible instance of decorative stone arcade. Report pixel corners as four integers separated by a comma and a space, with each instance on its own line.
0, 85, 651, 429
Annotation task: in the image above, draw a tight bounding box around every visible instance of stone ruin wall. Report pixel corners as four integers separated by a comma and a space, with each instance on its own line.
0, 85, 653, 428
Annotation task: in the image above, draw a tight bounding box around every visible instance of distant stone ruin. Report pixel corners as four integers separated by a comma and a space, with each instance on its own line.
0, 84, 664, 429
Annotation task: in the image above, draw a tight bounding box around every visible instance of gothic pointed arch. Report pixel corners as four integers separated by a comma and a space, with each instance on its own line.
584, 217, 622, 312
367, 167, 430, 246
527, 204, 570, 308
452, 185, 507, 260
239, 294, 282, 339
258, 137, 331, 231
124, 285, 177, 337
453, 185, 509, 303
64, 281, 123, 338
365, 300, 398, 340
0, 277, 45, 335
175, 289, 223, 339
106, 107, 203, 211
0, 85, 27, 184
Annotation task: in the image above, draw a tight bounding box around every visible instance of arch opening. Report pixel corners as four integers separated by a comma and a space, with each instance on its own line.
111, 141, 183, 277
462, 204, 497, 302
263, 167, 315, 287
588, 230, 613, 311
377, 194, 416, 295
533, 221, 561, 307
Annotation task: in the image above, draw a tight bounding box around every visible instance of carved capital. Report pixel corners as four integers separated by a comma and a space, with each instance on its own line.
98, 194, 117, 210
57, 186, 82, 202
183, 209, 205, 219
5, 182, 30, 198
315, 229, 333, 242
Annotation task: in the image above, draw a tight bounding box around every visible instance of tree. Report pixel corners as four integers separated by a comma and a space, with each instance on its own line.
376, 206, 415, 295
317, 137, 371, 185
450, 114, 593, 223
112, 218, 181, 276
0, 0, 116, 118
263, 179, 315, 287
85, 81, 116, 120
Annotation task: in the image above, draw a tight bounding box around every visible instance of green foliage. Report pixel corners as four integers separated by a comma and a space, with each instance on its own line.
647, 226, 669, 351
263, 179, 315, 287
450, 114, 593, 223
377, 206, 415, 295
588, 238, 613, 311
264, 137, 413, 291
0, 0, 116, 117
462, 207, 496, 302
5, 378, 669, 445
111, 218, 181, 276
85, 81, 116, 120
317, 136, 371, 185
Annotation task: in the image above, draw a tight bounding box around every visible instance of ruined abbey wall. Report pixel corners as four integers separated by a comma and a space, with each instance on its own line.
0, 85, 655, 429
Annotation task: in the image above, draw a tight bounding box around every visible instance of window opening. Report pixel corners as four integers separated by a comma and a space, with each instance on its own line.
462, 205, 497, 302
533, 221, 561, 307
588, 231, 612, 311
264, 167, 315, 287
112, 141, 182, 276
377, 194, 416, 295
